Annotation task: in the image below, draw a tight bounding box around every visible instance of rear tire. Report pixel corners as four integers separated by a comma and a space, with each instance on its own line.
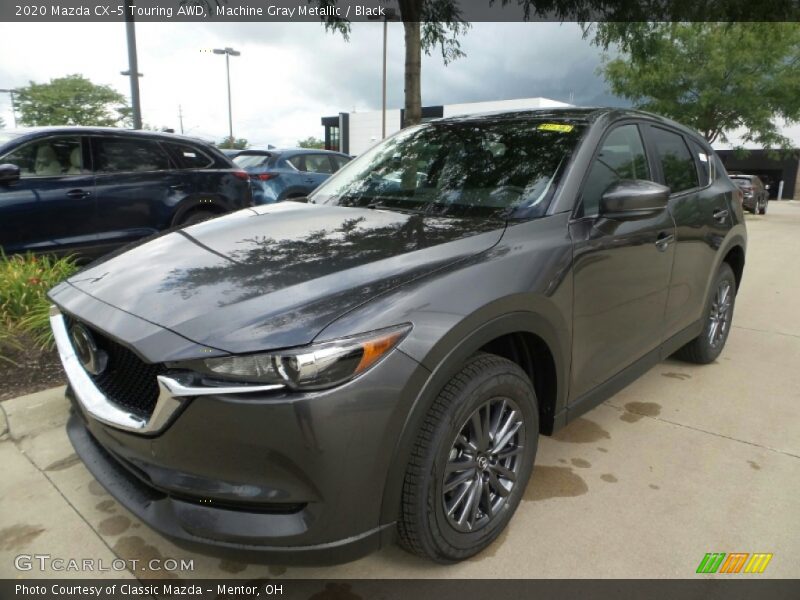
397, 353, 538, 563
674, 263, 737, 364
758, 198, 767, 215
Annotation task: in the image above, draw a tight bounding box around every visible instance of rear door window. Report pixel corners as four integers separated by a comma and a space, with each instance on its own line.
651, 127, 699, 193
1, 137, 84, 177
93, 137, 171, 173
331, 155, 351, 171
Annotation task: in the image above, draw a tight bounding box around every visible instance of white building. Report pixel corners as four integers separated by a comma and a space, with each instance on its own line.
321, 97, 571, 156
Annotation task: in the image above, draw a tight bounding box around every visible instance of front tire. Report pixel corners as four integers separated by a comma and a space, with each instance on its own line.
674, 262, 737, 364
397, 353, 538, 563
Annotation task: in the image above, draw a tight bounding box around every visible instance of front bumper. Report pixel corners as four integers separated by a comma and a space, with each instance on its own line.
64, 344, 429, 564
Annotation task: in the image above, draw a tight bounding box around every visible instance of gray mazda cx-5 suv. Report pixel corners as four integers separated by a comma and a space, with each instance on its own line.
49, 108, 746, 564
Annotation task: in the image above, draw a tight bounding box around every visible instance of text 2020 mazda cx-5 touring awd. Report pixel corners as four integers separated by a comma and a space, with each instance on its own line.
49, 108, 746, 563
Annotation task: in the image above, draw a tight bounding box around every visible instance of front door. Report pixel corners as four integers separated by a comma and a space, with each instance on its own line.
569, 123, 676, 402
0, 135, 96, 254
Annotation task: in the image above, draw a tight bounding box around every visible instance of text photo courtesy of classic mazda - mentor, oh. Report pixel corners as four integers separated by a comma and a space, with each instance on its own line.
46, 107, 746, 563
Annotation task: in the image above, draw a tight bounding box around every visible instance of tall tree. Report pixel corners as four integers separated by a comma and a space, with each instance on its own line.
319, 0, 469, 126
218, 137, 249, 149
14, 74, 131, 128
594, 22, 800, 147
297, 136, 326, 149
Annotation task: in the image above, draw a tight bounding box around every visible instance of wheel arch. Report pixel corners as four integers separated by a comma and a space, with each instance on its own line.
379, 311, 568, 526
171, 194, 231, 226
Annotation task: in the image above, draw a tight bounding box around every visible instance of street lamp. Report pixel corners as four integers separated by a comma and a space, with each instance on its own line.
212, 47, 241, 144
367, 8, 399, 139
0, 89, 18, 128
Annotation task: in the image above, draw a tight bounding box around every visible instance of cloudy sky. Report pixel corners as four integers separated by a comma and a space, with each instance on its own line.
0, 21, 625, 147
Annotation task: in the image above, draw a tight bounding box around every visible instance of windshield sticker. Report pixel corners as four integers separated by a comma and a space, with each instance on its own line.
538, 123, 574, 133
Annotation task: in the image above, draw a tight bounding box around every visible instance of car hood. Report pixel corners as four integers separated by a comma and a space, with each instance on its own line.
61, 202, 505, 353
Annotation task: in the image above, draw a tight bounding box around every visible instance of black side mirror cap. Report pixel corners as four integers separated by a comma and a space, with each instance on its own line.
0, 163, 21, 185
600, 179, 670, 219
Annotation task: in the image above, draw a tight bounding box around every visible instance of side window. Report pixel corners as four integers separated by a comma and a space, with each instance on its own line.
689, 140, 712, 186
580, 124, 650, 217
331, 156, 350, 171
1, 137, 83, 177
287, 155, 306, 171
93, 138, 171, 173
651, 127, 699, 193
165, 143, 213, 169
304, 154, 335, 174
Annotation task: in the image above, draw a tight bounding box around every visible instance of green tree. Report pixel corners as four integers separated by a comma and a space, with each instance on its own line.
14, 74, 130, 127
218, 137, 249, 149
594, 22, 800, 147
297, 136, 326, 149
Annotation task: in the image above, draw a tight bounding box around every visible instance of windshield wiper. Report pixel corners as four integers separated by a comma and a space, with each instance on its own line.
366, 201, 427, 215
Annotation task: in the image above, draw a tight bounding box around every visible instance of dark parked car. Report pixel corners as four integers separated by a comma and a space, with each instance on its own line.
49, 108, 746, 564
234, 148, 351, 204
730, 174, 768, 214
0, 127, 252, 257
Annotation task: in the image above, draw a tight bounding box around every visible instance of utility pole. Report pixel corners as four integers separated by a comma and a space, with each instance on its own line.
123, 0, 143, 129
368, 9, 398, 139
178, 104, 184, 134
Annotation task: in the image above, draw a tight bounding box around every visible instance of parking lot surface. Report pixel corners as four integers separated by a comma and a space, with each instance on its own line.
1, 202, 798, 579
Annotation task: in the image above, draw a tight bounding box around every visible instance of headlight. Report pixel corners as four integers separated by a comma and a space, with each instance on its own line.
199, 324, 410, 390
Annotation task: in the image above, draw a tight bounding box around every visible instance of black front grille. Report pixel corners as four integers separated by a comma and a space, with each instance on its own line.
65, 315, 165, 419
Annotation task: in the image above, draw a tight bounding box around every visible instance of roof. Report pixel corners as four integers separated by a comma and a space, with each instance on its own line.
432, 106, 709, 144
2, 126, 211, 145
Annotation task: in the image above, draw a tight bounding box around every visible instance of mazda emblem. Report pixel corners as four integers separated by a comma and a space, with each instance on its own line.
69, 324, 108, 376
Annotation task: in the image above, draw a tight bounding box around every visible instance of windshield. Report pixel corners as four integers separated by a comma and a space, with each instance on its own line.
309, 118, 586, 218
234, 153, 271, 168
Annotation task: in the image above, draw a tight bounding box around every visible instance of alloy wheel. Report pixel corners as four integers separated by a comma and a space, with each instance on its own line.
442, 397, 525, 533
707, 280, 733, 349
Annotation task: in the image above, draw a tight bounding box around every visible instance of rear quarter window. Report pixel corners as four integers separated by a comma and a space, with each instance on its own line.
165, 143, 215, 169
688, 140, 712, 186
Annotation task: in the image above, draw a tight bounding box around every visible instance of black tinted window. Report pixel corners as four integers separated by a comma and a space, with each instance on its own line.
94, 138, 171, 173
651, 128, 699, 193
581, 124, 650, 217
1, 137, 83, 177
166, 143, 213, 169
689, 140, 712, 186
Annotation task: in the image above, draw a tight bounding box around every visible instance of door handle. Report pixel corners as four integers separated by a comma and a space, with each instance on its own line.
66, 189, 91, 199
713, 209, 729, 223
169, 184, 186, 190
655, 232, 674, 252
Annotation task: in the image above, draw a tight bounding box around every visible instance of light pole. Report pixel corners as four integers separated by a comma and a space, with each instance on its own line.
213, 47, 241, 144
123, 0, 143, 129
0, 89, 17, 127
368, 9, 398, 139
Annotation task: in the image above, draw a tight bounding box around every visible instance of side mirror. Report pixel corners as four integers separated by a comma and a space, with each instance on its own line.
600, 179, 670, 218
0, 163, 20, 185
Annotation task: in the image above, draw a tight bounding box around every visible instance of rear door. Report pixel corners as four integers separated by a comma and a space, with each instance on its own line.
0, 135, 96, 254
91, 135, 182, 247
646, 127, 727, 341
569, 122, 676, 401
